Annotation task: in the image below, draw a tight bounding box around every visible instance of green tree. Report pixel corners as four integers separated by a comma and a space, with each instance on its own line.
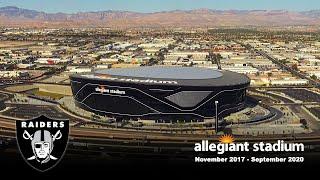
311, 74, 318, 80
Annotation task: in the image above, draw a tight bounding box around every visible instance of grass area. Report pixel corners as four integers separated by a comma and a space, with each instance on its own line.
31, 89, 65, 100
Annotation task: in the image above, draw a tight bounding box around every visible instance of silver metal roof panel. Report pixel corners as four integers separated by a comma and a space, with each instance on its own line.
94, 66, 223, 80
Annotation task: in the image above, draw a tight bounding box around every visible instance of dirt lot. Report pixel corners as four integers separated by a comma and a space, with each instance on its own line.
0, 41, 36, 48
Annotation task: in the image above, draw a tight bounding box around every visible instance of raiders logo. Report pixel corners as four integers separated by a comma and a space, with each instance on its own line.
16, 115, 69, 172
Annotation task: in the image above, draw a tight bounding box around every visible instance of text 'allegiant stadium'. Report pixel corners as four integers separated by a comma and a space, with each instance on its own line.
82, 74, 178, 85
194, 140, 304, 154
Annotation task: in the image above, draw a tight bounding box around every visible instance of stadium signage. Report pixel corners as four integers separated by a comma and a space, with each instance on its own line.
95, 86, 126, 95
83, 74, 178, 85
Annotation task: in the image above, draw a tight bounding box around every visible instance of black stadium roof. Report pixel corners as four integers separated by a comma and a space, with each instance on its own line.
71, 66, 250, 87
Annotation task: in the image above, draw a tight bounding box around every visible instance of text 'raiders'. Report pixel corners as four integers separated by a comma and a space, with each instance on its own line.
21, 121, 65, 128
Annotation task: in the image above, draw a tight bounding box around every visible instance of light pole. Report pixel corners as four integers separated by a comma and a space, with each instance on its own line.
215, 100, 219, 133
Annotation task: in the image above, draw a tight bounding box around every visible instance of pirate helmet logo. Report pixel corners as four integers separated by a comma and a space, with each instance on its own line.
16, 115, 69, 172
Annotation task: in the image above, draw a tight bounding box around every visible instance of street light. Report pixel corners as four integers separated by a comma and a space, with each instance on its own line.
215, 100, 219, 133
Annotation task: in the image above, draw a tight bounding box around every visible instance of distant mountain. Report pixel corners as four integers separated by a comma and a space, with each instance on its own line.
0, 6, 320, 28
301, 10, 320, 18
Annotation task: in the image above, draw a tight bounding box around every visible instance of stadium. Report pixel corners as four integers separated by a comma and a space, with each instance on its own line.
70, 66, 250, 121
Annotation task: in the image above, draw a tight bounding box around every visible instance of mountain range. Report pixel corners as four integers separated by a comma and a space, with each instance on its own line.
1, 6, 320, 28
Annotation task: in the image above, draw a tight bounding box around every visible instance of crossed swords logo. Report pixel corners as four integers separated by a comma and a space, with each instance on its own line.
23, 130, 62, 161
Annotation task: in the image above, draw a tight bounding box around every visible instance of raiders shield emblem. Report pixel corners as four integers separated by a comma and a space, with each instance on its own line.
16, 115, 69, 172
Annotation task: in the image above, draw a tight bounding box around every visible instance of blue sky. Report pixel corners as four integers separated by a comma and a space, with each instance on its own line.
0, 0, 319, 13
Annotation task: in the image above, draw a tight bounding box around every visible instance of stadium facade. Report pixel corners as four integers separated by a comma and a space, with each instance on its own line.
70, 66, 250, 121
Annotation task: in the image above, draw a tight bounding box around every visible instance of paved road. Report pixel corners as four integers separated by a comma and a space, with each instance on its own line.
251, 89, 320, 131
238, 41, 320, 87
1, 117, 320, 144
258, 51, 320, 87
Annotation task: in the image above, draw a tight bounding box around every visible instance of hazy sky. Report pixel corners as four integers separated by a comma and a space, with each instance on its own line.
0, 0, 319, 13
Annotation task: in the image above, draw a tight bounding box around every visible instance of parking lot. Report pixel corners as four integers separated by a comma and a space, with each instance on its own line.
1, 104, 80, 124
274, 89, 320, 103
308, 107, 320, 120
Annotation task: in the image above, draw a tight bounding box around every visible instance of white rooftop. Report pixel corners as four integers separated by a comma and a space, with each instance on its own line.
94, 66, 223, 80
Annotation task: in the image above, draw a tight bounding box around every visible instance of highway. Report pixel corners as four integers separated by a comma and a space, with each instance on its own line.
1, 117, 320, 145
1, 111, 320, 166
258, 50, 320, 87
